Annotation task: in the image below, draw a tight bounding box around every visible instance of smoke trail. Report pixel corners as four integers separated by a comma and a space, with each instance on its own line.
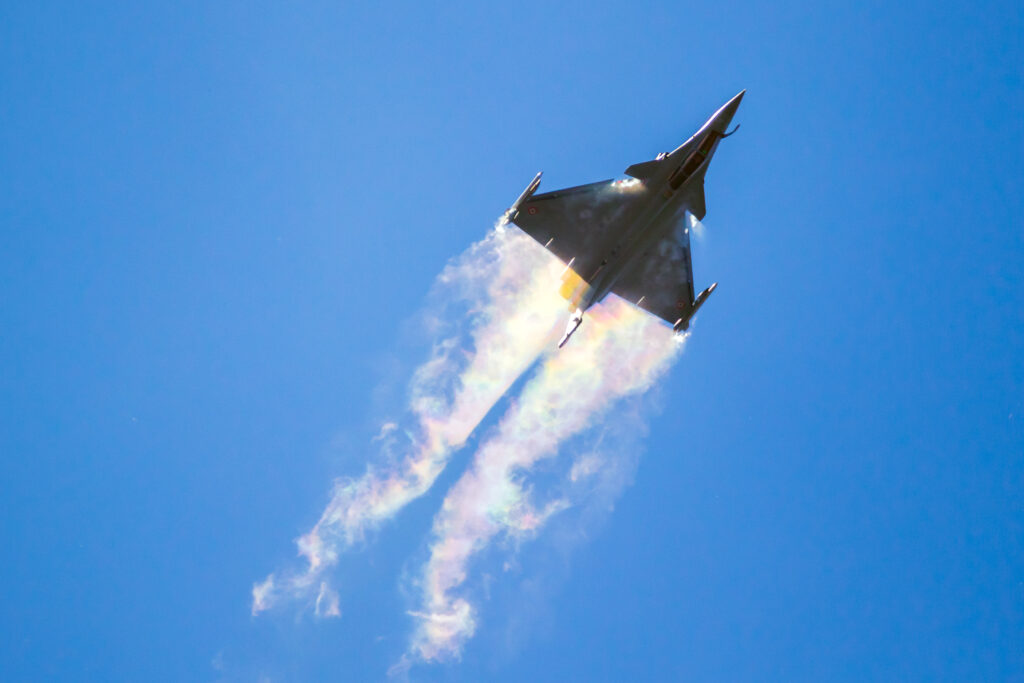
252, 224, 569, 614
404, 297, 682, 663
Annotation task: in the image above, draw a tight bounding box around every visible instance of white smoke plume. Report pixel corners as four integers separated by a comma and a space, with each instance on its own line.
404, 297, 683, 663
252, 225, 569, 615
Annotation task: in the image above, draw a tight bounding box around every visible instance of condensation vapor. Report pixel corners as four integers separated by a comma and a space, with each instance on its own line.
252, 225, 568, 614
404, 297, 683, 662
688, 211, 707, 242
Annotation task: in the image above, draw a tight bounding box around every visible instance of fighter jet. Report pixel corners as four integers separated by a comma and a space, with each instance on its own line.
502, 90, 744, 347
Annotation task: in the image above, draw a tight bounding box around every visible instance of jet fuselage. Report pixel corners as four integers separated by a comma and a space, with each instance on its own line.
505, 89, 745, 347
580, 91, 743, 315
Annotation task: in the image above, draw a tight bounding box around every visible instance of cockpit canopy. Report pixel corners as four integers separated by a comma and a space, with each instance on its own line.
668, 132, 718, 190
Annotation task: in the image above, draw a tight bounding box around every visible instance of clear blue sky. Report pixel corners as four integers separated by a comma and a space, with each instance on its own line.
1, 1, 1021, 680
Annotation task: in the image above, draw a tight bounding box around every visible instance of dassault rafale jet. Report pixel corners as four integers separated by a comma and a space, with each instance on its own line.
502, 90, 745, 347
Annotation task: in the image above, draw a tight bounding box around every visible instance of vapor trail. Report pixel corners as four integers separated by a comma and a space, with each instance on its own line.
252, 225, 568, 614
405, 297, 682, 662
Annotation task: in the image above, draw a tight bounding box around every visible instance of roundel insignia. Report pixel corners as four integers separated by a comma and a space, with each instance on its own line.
527, 206, 538, 215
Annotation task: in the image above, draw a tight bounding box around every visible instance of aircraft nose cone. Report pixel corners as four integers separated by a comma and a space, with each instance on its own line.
711, 89, 746, 132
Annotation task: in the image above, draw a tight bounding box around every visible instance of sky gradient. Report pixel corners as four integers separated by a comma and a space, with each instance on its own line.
1, 1, 1022, 680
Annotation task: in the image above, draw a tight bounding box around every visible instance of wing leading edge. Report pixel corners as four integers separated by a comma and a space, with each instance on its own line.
611, 212, 696, 327
510, 179, 647, 283
508, 161, 713, 333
